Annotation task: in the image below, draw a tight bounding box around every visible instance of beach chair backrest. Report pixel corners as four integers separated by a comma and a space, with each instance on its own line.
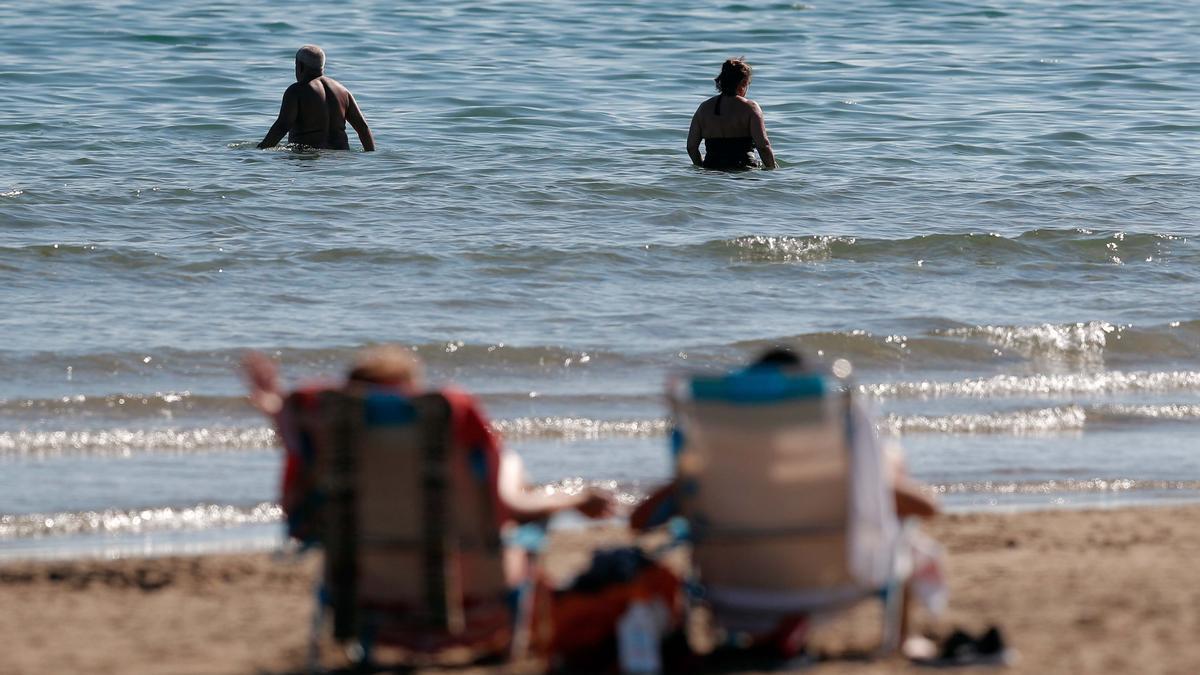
284, 387, 506, 639
669, 370, 856, 593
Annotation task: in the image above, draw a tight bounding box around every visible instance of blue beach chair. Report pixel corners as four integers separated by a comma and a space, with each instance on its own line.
280, 386, 543, 670
666, 367, 907, 654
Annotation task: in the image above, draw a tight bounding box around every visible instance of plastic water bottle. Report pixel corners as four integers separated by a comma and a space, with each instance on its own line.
617, 598, 662, 674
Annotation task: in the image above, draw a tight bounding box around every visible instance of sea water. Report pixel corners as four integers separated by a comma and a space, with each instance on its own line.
2, 0, 1198, 558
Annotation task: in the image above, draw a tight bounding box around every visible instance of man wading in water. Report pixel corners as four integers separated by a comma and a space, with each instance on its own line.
258, 45, 375, 151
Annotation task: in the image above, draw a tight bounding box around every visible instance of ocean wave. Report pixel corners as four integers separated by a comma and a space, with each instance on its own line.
0, 503, 280, 540
885, 406, 1088, 434
931, 320, 1200, 364
5, 477, 1200, 541
0, 390, 667, 426
1093, 404, 1200, 423
0, 243, 174, 269
492, 417, 669, 440
929, 478, 1200, 496
935, 321, 1116, 362
0, 481, 639, 541
6, 400, 1199, 458
296, 247, 442, 265
2, 229, 1194, 277
0, 427, 277, 457
739, 320, 1200, 367
697, 229, 1196, 266
717, 234, 855, 262
0, 392, 246, 420
0, 342, 621, 374
0, 416, 667, 457
866, 370, 1200, 399
3, 319, 1196, 384
0, 341, 628, 384
888, 403, 1200, 435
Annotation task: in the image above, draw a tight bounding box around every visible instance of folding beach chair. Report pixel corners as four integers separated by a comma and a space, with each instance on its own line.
280, 385, 539, 669
667, 367, 907, 654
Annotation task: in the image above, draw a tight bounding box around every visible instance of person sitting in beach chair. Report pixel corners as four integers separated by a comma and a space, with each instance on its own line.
242, 346, 615, 668
630, 347, 944, 661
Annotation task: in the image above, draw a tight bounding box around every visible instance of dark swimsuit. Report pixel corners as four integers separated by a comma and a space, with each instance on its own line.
702, 95, 759, 169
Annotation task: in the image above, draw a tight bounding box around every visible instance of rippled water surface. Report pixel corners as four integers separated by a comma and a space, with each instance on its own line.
2, 0, 1199, 556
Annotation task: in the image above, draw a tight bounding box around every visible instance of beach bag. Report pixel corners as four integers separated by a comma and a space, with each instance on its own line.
548, 547, 682, 672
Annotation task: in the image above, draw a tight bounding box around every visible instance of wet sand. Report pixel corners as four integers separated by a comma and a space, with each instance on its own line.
2, 504, 1199, 674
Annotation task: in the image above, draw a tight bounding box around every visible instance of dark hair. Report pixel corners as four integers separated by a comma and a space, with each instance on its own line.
752, 346, 805, 369
714, 58, 752, 95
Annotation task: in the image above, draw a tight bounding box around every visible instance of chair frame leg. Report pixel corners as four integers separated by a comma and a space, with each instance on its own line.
352, 612, 378, 670
879, 577, 905, 655
309, 582, 326, 673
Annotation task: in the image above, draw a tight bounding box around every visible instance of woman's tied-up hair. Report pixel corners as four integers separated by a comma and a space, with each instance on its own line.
714, 57, 752, 95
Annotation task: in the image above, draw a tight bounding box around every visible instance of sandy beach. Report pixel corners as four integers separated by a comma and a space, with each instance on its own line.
2, 504, 1199, 674
5, 0, 1200, 669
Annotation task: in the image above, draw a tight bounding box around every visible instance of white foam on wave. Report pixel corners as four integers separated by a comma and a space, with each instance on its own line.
0, 391, 223, 418
0, 417, 668, 457
865, 370, 1200, 399
1097, 404, 1200, 422
937, 321, 1118, 363
491, 417, 669, 440
4, 397, 1196, 458
888, 403, 1200, 434
885, 405, 1088, 434
930, 478, 1200, 496
7, 396, 1200, 458
0, 426, 277, 457
727, 235, 852, 262
5, 477, 1199, 542
0, 502, 281, 540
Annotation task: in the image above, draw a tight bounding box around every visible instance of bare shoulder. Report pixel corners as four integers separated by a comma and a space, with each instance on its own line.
320, 76, 351, 95
289, 79, 325, 101
696, 95, 720, 113
744, 97, 764, 114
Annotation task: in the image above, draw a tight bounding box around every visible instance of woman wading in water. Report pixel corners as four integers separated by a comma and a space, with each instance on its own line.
687, 58, 776, 169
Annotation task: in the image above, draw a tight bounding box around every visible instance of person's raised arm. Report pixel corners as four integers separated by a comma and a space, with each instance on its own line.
750, 102, 776, 169
257, 86, 298, 149
241, 351, 283, 417
687, 106, 704, 166
345, 92, 375, 152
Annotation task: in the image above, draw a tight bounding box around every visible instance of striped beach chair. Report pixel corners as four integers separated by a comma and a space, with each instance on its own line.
280, 386, 535, 668
667, 367, 907, 654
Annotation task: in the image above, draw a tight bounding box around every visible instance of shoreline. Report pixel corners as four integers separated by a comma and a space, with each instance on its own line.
4, 504, 1200, 673
6, 490, 1200, 564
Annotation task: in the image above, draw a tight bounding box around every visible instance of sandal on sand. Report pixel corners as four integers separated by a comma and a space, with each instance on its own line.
912, 626, 1017, 668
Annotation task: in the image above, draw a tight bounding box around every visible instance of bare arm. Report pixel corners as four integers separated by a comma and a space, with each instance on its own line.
894, 477, 940, 519
687, 107, 704, 166
258, 86, 298, 149
630, 482, 676, 531
240, 351, 283, 417
750, 102, 776, 169
345, 92, 375, 152
498, 452, 614, 523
